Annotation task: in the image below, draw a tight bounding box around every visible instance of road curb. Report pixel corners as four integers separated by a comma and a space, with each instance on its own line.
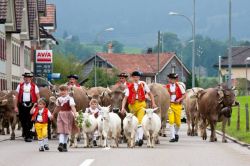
215, 129, 250, 149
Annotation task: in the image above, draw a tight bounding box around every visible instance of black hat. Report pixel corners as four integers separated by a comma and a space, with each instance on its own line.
22, 72, 33, 77
67, 74, 79, 80
117, 72, 128, 78
131, 71, 142, 77
167, 73, 178, 79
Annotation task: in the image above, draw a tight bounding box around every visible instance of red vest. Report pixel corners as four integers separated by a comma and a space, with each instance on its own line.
31, 107, 49, 123
166, 83, 183, 101
18, 82, 38, 103
58, 100, 71, 111
127, 82, 146, 104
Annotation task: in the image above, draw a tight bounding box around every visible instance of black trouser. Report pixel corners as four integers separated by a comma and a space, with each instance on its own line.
18, 102, 34, 139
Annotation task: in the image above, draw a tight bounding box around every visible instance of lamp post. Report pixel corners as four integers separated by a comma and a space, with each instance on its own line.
169, 4, 196, 87
245, 57, 250, 96
228, 0, 232, 89
94, 27, 114, 87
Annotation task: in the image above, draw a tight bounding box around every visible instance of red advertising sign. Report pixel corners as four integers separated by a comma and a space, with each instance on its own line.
36, 50, 53, 63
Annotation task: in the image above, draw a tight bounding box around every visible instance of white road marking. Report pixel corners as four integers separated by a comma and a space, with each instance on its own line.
80, 159, 94, 166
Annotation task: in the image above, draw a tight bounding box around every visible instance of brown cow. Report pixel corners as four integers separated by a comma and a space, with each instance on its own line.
183, 87, 204, 136
0, 91, 18, 140
87, 87, 111, 106
147, 83, 170, 137
196, 85, 238, 142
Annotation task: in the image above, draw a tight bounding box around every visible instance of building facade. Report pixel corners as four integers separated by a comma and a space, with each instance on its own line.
82, 52, 190, 85
0, 0, 57, 91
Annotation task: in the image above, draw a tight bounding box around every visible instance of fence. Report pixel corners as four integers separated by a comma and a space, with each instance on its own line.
236, 103, 249, 132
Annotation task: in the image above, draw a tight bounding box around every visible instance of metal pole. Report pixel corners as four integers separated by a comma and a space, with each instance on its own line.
157, 31, 160, 83
237, 105, 240, 131
246, 103, 249, 132
228, 0, 232, 89
192, 0, 196, 88
219, 56, 222, 84
246, 61, 248, 96
162, 32, 164, 53
94, 54, 97, 86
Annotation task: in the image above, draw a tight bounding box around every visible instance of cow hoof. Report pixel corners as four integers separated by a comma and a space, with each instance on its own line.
222, 139, 227, 143
215, 137, 217, 142
187, 129, 191, 136
10, 135, 15, 140
1, 131, 5, 135
210, 137, 216, 142
155, 140, 160, 144
162, 134, 167, 137
194, 132, 198, 136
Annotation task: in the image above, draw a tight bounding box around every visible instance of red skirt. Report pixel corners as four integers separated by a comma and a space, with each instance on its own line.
57, 111, 79, 134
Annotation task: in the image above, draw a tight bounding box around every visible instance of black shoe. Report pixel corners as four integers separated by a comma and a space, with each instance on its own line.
25, 138, 32, 142
39, 146, 45, 152
58, 143, 63, 152
93, 140, 97, 146
62, 143, 68, 152
44, 145, 50, 150
138, 139, 143, 147
135, 141, 139, 146
169, 138, 176, 142
175, 135, 179, 142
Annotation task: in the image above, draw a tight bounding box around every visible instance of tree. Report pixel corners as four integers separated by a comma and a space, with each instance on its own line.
154, 32, 182, 54
53, 53, 84, 84
84, 68, 119, 87
102, 40, 124, 53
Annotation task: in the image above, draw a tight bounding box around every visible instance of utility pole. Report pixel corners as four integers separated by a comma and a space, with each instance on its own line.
192, 0, 196, 88
157, 31, 161, 83
228, 0, 232, 88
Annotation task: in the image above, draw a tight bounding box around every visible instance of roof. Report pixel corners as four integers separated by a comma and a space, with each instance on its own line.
39, 4, 56, 28
96, 52, 175, 75
214, 46, 250, 67
0, 0, 7, 23
37, 0, 46, 15
15, 0, 24, 32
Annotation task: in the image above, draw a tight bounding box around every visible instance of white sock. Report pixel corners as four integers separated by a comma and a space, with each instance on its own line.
138, 126, 144, 140
175, 126, 179, 135
38, 140, 44, 147
170, 125, 175, 139
44, 138, 49, 146
59, 134, 64, 143
64, 134, 69, 144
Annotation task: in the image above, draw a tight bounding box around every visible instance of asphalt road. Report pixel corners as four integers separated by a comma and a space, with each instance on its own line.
0, 125, 250, 166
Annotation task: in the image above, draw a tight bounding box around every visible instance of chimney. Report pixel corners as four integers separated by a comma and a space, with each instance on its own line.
108, 42, 113, 54
147, 48, 153, 54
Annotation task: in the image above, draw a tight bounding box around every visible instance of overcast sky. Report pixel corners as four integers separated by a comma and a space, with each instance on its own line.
48, 0, 250, 47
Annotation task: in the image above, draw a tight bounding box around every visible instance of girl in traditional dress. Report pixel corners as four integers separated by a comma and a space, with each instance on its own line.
52, 85, 78, 152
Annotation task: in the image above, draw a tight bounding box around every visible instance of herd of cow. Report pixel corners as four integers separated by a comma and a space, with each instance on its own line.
0, 83, 239, 148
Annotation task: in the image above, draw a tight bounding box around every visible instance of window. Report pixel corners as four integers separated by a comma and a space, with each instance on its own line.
0, 36, 6, 60
146, 77, 152, 84
24, 47, 31, 69
12, 43, 20, 65
171, 62, 176, 73
0, 78, 7, 91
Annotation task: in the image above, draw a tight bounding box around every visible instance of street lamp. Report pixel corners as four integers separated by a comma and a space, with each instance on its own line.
228, 0, 232, 89
94, 27, 114, 87
245, 57, 250, 96
169, 6, 196, 87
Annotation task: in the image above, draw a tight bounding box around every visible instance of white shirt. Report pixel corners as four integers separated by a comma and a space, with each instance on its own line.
85, 107, 100, 114
125, 81, 150, 99
16, 83, 39, 102
31, 108, 52, 122
56, 95, 76, 107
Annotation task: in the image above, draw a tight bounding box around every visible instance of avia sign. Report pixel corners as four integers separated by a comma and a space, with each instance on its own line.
36, 50, 53, 63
